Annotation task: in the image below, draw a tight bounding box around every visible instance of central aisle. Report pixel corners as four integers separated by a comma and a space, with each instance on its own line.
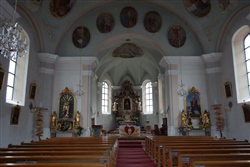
115, 139, 157, 167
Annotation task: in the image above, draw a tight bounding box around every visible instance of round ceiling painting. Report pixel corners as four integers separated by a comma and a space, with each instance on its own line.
167, 25, 186, 48
72, 26, 90, 49
50, 0, 76, 18
183, 0, 211, 18
96, 12, 114, 33
144, 11, 162, 33
120, 6, 138, 28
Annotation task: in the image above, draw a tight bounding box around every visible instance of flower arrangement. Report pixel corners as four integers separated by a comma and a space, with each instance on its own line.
116, 117, 124, 121
131, 117, 138, 121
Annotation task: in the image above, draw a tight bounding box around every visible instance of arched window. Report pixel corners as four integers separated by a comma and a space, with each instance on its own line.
232, 26, 250, 103
101, 81, 111, 114
244, 34, 250, 94
142, 80, 153, 114
6, 30, 29, 106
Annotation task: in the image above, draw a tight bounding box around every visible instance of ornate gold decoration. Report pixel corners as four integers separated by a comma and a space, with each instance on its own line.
188, 86, 200, 95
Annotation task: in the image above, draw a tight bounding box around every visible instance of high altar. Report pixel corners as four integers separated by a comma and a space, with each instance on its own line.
112, 80, 142, 136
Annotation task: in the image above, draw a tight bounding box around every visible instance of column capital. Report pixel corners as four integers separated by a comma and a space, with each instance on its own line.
38, 53, 59, 64
201, 52, 223, 64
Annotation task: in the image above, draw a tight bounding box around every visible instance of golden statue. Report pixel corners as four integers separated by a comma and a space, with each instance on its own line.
74, 111, 80, 128
203, 110, 210, 128
181, 110, 187, 127
50, 111, 57, 129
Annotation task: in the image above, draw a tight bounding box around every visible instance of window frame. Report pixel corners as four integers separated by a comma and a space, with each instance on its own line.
101, 81, 111, 114
142, 80, 153, 115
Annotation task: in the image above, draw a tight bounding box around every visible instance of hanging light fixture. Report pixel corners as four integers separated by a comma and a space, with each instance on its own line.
74, 57, 85, 98
0, 0, 28, 60
177, 56, 188, 98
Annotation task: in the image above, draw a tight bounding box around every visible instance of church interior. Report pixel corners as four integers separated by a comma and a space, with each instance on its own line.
0, 1, 250, 163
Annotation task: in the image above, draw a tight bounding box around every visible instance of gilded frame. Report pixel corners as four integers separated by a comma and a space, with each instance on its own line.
0, 66, 5, 91
185, 87, 202, 118
29, 83, 37, 100
10, 105, 21, 125
224, 81, 232, 98
242, 103, 250, 123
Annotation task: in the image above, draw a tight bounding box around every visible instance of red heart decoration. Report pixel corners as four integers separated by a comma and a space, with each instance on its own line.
124, 126, 135, 135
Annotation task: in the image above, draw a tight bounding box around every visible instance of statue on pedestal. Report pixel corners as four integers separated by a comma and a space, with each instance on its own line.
181, 110, 187, 128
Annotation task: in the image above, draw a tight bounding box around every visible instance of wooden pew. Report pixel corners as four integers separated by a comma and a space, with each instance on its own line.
0, 162, 108, 167
0, 155, 110, 163
157, 142, 250, 166
0, 137, 118, 167
177, 153, 250, 167
0, 150, 109, 156
189, 160, 250, 167
164, 148, 250, 167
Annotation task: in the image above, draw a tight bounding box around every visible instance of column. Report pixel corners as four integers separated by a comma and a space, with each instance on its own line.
202, 53, 225, 137
37, 53, 58, 139
81, 57, 99, 131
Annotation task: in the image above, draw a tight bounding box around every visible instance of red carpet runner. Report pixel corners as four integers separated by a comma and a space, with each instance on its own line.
115, 141, 157, 167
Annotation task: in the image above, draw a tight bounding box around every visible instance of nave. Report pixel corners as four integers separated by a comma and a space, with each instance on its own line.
0, 135, 250, 167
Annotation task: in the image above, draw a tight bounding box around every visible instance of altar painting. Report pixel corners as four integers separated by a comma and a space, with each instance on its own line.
185, 87, 201, 117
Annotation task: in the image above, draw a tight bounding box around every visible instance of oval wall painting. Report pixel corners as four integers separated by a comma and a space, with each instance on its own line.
167, 25, 186, 48
120, 6, 138, 28
50, 0, 76, 18
183, 0, 211, 18
72, 26, 90, 49
144, 11, 162, 33
96, 12, 114, 33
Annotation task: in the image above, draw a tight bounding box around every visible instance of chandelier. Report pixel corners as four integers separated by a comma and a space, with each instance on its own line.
0, 0, 28, 60
177, 56, 188, 98
74, 57, 85, 98
75, 80, 85, 98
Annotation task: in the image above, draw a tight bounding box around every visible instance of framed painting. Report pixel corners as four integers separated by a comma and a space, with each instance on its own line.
224, 81, 232, 98
185, 87, 201, 117
242, 103, 250, 123
10, 105, 21, 125
0, 66, 5, 91
29, 83, 37, 100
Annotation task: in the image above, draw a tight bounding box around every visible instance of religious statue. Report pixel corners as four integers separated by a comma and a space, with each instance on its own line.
203, 110, 210, 128
50, 111, 57, 129
124, 99, 130, 110
181, 110, 187, 127
63, 100, 69, 118
136, 98, 142, 111
112, 98, 118, 111
187, 116, 193, 129
74, 111, 80, 128
57, 122, 62, 131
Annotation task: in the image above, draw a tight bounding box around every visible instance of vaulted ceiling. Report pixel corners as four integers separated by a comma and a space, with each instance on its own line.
3, 0, 249, 85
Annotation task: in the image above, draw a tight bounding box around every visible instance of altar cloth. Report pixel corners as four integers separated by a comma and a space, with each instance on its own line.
119, 125, 140, 137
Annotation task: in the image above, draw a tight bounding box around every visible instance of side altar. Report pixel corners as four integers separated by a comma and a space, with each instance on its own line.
50, 87, 81, 137
112, 80, 142, 127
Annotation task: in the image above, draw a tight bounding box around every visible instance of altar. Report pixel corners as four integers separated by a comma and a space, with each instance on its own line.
112, 80, 142, 127
119, 125, 140, 137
